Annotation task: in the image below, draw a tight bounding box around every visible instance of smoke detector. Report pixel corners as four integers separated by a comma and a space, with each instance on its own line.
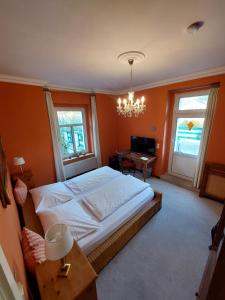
186, 21, 204, 34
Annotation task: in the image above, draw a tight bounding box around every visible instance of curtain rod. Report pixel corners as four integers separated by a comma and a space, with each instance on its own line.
42, 87, 95, 95
43, 87, 50, 92
170, 82, 220, 94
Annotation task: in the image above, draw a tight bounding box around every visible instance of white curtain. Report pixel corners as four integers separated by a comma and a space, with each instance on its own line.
91, 95, 102, 167
194, 86, 219, 188
45, 90, 66, 182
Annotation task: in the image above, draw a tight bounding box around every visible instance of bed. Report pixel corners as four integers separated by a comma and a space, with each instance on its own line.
20, 166, 162, 273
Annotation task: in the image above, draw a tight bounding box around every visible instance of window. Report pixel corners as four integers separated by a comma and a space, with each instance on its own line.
56, 108, 88, 159
178, 96, 208, 110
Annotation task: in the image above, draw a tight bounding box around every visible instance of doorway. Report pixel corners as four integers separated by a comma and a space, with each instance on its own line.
168, 90, 210, 182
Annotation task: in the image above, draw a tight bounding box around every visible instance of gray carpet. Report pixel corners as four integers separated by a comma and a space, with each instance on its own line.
96, 178, 222, 300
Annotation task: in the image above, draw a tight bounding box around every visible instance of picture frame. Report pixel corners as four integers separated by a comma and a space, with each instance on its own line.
0, 246, 24, 300
0, 137, 11, 208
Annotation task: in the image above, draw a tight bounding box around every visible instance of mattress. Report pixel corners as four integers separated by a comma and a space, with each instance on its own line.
78, 187, 154, 254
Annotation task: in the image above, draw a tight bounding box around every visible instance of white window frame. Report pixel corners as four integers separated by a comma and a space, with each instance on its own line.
55, 107, 88, 159
174, 89, 210, 115
168, 89, 210, 175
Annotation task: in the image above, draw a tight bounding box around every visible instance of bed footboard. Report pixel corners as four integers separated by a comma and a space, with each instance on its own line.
88, 191, 162, 273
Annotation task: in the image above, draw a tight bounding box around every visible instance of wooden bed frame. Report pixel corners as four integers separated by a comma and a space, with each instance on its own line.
21, 190, 162, 273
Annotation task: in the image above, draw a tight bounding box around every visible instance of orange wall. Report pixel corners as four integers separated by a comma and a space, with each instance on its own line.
116, 73, 225, 176
206, 82, 225, 164
0, 83, 118, 186
0, 82, 56, 186
0, 174, 28, 299
1, 75, 225, 180
96, 93, 118, 165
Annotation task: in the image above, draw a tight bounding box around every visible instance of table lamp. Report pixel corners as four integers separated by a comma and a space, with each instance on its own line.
13, 156, 25, 174
45, 224, 74, 277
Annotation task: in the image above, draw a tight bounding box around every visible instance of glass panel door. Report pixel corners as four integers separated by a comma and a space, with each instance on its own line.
169, 89, 209, 181
174, 118, 205, 156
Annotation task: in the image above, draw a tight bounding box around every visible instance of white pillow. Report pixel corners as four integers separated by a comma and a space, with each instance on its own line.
37, 200, 100, 241
30, 182, 75, 212
65, 166, 121, 195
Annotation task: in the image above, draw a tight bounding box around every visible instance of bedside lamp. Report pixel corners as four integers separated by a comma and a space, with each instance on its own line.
45, 224, 73, 277
13, 156, 25, 174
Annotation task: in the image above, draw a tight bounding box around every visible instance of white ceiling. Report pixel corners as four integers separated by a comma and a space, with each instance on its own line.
1, 0, 225, 92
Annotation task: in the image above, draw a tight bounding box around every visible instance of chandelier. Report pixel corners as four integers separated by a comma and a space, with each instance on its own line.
117, 52, 146, 117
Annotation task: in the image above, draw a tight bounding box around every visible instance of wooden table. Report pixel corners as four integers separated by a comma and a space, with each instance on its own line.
117, 151, 157, 182
36, 243, 97, 300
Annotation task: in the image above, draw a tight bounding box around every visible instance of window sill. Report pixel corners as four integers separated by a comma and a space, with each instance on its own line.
63, 153, 95, 166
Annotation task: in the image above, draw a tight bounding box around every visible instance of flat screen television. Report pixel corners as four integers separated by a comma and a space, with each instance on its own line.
131, 136, 156, 155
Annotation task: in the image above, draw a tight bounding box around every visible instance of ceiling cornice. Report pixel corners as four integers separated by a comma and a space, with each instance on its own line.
0, 65, 225, 96
115, 66, 225, 95
0, 74, 115, 95
47, 83, 115, 95
0, 74, 47, 86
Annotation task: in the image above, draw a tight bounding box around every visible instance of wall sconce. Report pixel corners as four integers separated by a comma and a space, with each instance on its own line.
13, 157, 25, 174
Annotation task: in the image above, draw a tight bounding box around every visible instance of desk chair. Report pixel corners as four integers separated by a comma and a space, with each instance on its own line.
118, 154, 136, 175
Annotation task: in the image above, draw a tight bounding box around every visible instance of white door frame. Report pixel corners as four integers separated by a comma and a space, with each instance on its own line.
168, 89, 210, 181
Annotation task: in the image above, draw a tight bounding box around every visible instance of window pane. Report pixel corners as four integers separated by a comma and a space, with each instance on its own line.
73, 125, 86, 153
59, 127, 74, 157
174, 118, 204, 155
178, 95, 208, 110
57, 110, 83, 125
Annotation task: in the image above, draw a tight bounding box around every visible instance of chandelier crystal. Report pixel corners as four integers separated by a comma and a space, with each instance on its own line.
117, 58, 146, 117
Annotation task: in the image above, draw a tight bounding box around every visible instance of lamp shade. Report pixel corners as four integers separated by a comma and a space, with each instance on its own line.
45, 224, 73, 261
13, 156, 25, 166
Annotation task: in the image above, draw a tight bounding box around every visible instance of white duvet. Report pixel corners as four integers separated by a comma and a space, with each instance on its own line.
82, 175, 150, 221
30, 182, 75, 212
37, 200, 100, 241
65, 166, 121, 195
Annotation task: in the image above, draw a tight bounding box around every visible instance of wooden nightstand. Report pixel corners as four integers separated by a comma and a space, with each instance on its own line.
36, 243, 98, 300
11, 169, 35, 189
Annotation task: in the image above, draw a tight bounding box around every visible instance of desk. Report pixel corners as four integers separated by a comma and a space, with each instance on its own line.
118, 151, 157, 182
